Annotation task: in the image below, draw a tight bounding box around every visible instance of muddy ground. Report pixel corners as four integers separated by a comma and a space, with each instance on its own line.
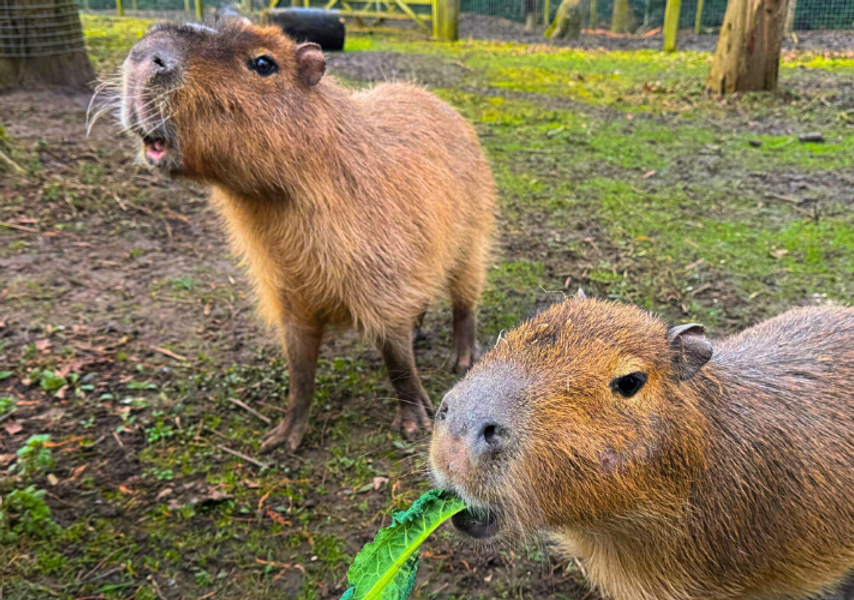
1, 17, 853, 600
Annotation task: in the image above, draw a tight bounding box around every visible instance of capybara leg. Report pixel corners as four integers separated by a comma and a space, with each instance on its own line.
448, 258, 485, 373
840, 572, 854, 600
448, 303, 478, 374
259, 323, 323, 454
412, 310, 428, 343
379, 332, 433, 438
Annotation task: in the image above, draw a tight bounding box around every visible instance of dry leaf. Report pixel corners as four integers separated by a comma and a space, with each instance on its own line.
3, 420, 23, 436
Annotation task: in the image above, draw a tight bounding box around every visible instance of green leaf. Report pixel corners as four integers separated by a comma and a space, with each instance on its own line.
0, 371, 12, 380
340, 489, 466, 600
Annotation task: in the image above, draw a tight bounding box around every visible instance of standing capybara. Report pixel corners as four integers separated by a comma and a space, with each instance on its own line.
431, 295, 854, 600
114, 20, 495, 452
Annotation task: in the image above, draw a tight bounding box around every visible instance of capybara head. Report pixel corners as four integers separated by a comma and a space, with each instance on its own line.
430, 296, 713, 540
117, 19, 326, 190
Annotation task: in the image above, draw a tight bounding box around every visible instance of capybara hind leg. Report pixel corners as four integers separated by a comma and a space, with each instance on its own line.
379, 331, 432, 438
448, 259, 484, 373
448, 303, 478, 373
260, 323, 323, 454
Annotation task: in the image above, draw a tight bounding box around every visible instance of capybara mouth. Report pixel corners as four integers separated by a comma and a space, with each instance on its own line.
142, 135, 169, 164
451, 507, 500, 539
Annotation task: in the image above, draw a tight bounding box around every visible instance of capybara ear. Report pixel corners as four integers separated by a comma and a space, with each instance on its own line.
667, 323, 713, 381
295, 42, 325, 86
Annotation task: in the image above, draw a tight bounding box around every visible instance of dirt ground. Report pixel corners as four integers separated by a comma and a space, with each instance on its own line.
1, 17, 853, 600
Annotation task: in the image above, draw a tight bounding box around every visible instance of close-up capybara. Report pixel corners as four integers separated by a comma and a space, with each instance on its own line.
114, 19, 496, 452
431, 296, 854, 600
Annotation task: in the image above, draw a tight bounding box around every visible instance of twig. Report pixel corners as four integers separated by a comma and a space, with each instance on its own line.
226, 398, 271, 425
150, 345, 187, 362
0, 411, 16, 424
0, 149, 25, 174
0, 221, 39, 233
63, 566, 124, 588
216, 444, 269, 469
255, 400, 287, 414
148, 576, 167, 600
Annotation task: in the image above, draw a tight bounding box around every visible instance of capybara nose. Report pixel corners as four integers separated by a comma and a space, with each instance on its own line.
151, 53, 175, 73
434, 361, 528, 464
128, 36, 183, 82
470, 420, 510, 459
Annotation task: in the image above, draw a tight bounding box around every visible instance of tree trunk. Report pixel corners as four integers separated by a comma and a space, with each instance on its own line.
589, 0, 597, 28
705, 0, 788, 94
0, 0, 95, 90
610, 0, 629, 33
547, 0, 582, 39
524, 0, 539, 31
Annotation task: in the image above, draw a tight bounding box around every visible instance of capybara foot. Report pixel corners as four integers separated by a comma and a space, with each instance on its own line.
392, 398, 433, 439
259, 414, 309, 454
448, 343, 480, 374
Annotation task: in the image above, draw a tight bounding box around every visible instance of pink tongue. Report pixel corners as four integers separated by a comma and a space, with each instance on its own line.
145, 141, 166, 162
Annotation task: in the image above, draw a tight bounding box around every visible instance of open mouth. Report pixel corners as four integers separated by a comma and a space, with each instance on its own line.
451, 507, 501, 539
142, 135, 169, 163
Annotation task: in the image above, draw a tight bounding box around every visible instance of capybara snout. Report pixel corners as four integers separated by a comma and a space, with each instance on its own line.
431, 296, 854, 600
121, 21, 328, 185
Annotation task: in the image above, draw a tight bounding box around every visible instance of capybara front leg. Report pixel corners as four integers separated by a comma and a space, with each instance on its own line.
412, 310, 428, 343
259, 323, 323, 454
379, 331, 433, 439
448, 303, 478, 373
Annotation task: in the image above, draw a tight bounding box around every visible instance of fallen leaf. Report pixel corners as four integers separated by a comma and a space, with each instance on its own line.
771, 249, 789, 259
642, 170, 656, 178
3, 420, 23, 435
35, 339, 52, 353
156, 488, 174, 501
372, 476, 389, 491
47, 474, 59, 486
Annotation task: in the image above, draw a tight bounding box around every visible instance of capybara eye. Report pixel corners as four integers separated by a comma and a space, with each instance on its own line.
248, 55, 278, 76
611, 372, 647, 398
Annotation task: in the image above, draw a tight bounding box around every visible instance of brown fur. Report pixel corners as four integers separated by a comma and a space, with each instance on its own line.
431, 297, 854, 600
118, 21, 495, 451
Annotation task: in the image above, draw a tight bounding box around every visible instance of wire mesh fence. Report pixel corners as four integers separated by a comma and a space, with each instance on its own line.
1, 0, 88, 57
73, 0, 854, 31
463, 0, 854, 30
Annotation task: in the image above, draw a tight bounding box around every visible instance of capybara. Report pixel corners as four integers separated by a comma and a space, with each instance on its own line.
431, 295, 854, 600
115, 20, 496, 452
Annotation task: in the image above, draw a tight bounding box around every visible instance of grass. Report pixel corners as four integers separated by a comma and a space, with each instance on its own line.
0, 15, 852, 600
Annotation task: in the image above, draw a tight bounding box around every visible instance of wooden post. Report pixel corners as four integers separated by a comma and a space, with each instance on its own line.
589, 0, 596, 28
436, 0, 459, 40
131, 0, 137, 10
694, 0, 703, 33
194, 0, 203, 20
543, 0, 550, 25
116, 0, 124, 16
705, 0, 788, 93
610, 0, 629, 32
524, 0, 539, 31
83, 0, 89, 9
184, 0, 190, 11
785, 0, 796, 33
663, 0, 681, 50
